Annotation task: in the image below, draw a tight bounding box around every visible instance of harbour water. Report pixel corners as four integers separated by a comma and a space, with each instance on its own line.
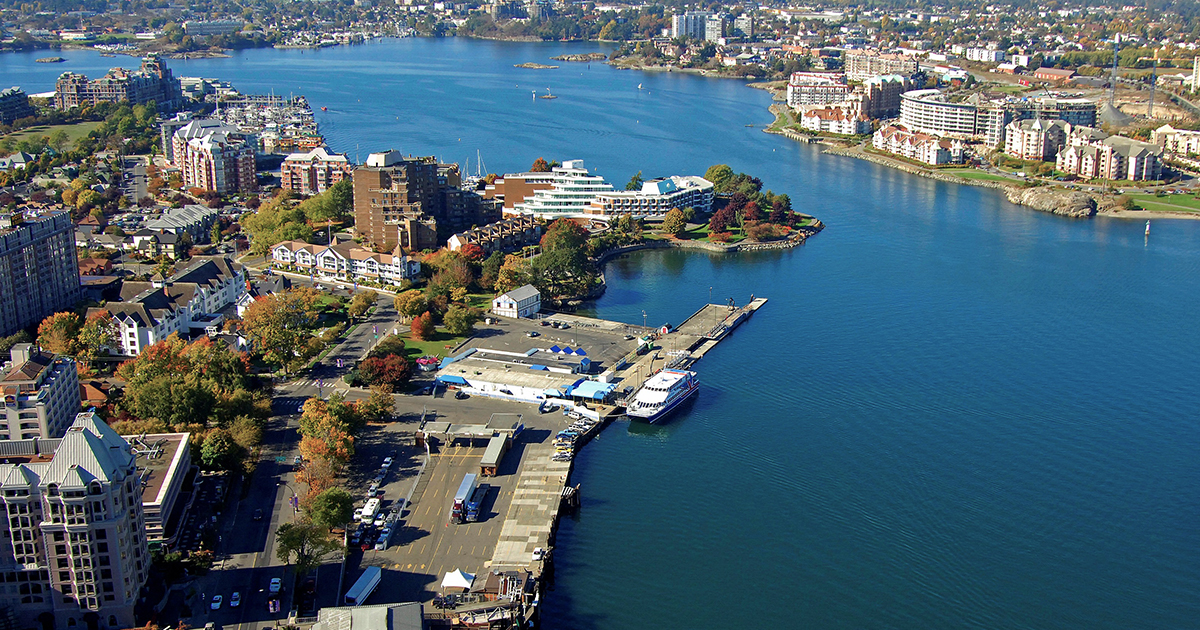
6, 38, 1200, 629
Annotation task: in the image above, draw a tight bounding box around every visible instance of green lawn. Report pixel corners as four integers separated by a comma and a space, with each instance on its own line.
944, 169, 1015, 182
400, 329, 471, 359
1, 121, 102, 150
1128, 193, 1200, 213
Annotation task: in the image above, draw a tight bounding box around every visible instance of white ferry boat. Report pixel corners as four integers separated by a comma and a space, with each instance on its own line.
626, 369, 699, 423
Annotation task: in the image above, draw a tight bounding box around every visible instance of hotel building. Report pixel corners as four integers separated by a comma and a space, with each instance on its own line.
0, 412, 150, 630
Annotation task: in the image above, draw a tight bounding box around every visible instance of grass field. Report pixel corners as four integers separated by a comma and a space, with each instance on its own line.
943, 169, 1015, 182
1128, 193, 1200, 213
1, 121, 102, 150
400, 330, 470, 359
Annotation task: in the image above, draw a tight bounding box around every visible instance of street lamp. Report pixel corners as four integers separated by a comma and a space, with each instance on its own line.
642, 310, 647, 331
709, 286, 712, 303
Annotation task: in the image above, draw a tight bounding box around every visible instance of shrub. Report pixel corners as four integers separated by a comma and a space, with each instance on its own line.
709, 232, 733, 243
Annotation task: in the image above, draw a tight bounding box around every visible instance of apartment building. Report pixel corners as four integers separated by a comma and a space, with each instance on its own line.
899, 89, 982, 137
93, 256, 245, 356
352, 151, 497, 252
859, 74, 915, 119
54, 55, 182, 111
174, 121, 256, 194
589, 176, 715, 218
1152, 124, 1200, 155
280, 147, 352, 196
269, 241, 421, 286
786, 72, 852, 109
800, 106, 872, 135
483, 172, 557, 209
0, 344, 80, 441
181, 20, 243, 36
0, 211, 81, 338
965, 48, 1006, 63
1005, 118, 1070, 161
671, 12, 712, 40
143, 205, 219, 245
446, 216, 542, 255
0, 412, 150, 630
0, 87, 35, 125
873, 124, 965, 165
843, 51, 918, 81
1055, 129, 1163, 181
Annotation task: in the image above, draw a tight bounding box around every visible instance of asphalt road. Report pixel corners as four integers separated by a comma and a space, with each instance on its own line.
188, 294, 402, 630
122, 156, 148, 202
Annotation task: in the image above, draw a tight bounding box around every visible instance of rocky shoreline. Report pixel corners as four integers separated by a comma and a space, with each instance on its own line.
551, 52, 607, 62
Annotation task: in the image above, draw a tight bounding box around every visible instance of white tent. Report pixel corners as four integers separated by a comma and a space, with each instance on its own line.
441, 569, 475, 591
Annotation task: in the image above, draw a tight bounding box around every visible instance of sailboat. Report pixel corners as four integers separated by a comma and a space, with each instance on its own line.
638, 83, 643, 89
539, 88, 558, 99
1145, 220, 1151, 236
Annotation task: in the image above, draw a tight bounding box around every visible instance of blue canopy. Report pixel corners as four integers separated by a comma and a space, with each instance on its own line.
574, 348, 587, 356
569, 380, 617, 400
437, 374, 468, 385
550, 345, 561, 353
562, 346, 573, 354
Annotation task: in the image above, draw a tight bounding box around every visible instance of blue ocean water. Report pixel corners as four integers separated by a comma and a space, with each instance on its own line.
6, 38, 1199, 629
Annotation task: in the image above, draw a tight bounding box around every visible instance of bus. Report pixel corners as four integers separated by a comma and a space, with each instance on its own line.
450, 473, 478, 524
344, 566, 382, 606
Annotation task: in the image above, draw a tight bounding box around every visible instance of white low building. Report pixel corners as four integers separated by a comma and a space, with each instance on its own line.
492, 285, 541, 318
270, 241, 421, 286
800, 106, 872, 135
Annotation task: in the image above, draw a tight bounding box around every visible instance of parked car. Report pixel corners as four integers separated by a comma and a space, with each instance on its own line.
527, 331, 539, 337
373, 514, 386, 527
532, 547, 545, 561
382, 457, 393, 469
252, 509, 263, 521
268, 598, 280, 613
455, 390, 468, 400
211, 595, 223, 610
269, 578, 282, 594
231, 592, 241, 607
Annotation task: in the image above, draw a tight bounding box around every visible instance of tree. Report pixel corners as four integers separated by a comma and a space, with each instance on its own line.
307, 487, 355, 531
210, 221, 223, 245
625, 170, 644, 191
410, 312, 435, 341
709, 205, 737, 233
479, 251, 505, 290
200, 428, 238, 469
393, 290, 429, 320
37, 311, 82, 355
531, 247, 594, 298
443, 305, 481, 336
661, 208, 687, 236
530, 157, 552, 172
456, 241, 484, 260
76, 310, 118, 361
358, 355, 411, 387
0, 330, 32, 361
275, 522, 341, 577
328, 179, 354, 217
495, 254, 531, 293
357, 385, 396, 422
540, 218, 589, 253
241, 288, 321, 372
705, 164, 735, 191
347, 290, 377, 319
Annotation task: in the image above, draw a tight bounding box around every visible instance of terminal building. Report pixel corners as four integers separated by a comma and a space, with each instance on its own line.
436, 346, 616, 405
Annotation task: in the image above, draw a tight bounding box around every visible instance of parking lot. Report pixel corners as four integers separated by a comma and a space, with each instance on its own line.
340, 390, 579, 604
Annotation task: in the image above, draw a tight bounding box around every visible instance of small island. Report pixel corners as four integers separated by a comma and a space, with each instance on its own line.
514, 62, 558, 69
35, 56, 65, 63
551, 53, 607, 62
